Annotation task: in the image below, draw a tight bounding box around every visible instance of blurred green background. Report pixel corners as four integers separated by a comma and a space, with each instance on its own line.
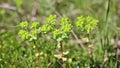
0, 0, 120, 68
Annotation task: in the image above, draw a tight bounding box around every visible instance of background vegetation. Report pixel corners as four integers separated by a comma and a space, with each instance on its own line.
0, 0, 120, 68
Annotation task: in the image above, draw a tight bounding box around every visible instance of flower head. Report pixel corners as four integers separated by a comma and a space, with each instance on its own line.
20, 21, 29, 29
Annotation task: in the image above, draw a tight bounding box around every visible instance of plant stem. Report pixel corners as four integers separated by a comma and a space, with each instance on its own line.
59, 41, 63, 56
33, 41, 39, 53
58, 41, 65, 68
87, 34, 94, 67
33, 41, 42, 67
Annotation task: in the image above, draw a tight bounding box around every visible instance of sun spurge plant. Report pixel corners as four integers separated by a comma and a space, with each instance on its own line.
17, 15, 99, 67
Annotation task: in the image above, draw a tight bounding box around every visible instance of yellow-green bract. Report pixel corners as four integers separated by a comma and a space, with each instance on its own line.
18, 21, 40, 41
31, 22, 39, 29
18, 30, 30, 40
53, 17, 72, 42
46, 14, 56, 25
60, 18, 70, 25
20, 21, 29, 29
40, 24, 53, 34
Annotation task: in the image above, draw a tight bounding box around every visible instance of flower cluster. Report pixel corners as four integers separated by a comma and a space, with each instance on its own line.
40, 15, 56, 34
31, 22, 40, 29
76, 16, 85, 30
85, 16, 99, 33
18, 15, 98, 42
60, 18, 70, 25
53, 18, 72, 42
53, 29, 63, 41
19, 21, 29, 29
40, 24, 53, 34
18, 30, 30, 40
76, 16, 99, 33
18, 21, 40, 41
46, 14, 56, 25
60, 18, 72, 35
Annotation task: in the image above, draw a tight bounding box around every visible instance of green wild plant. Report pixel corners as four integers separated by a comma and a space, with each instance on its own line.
1, 0, 119, 67
18, 14, 99, 67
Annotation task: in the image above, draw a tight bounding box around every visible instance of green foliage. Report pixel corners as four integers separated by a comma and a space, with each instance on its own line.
46, 14, 56, 25
18, 21, 40, 41
19, 21, 29, 29
53, 29, 63, 42
18, 30, 30, 40
60, 18, 70, 25
61, 22, 72, 34
40, 15, 56, 34
85, 16, 99, 33
76, 16, 85, 30
31, 22, 39, 29
12, 14, 101, 68
40, 24, 53, 34
1, 0, 118, 68
0, 0, 117, 67
76, 16, 99, 33
53, 17, 72, 42
31, 29, 38, 36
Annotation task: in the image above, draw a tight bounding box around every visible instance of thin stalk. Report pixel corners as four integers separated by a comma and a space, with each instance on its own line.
33, 41, 42, 68
33, 41, 39, 54
59, 41, 63, 56
58, 41, 65, 68
87, 34, 94, 68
